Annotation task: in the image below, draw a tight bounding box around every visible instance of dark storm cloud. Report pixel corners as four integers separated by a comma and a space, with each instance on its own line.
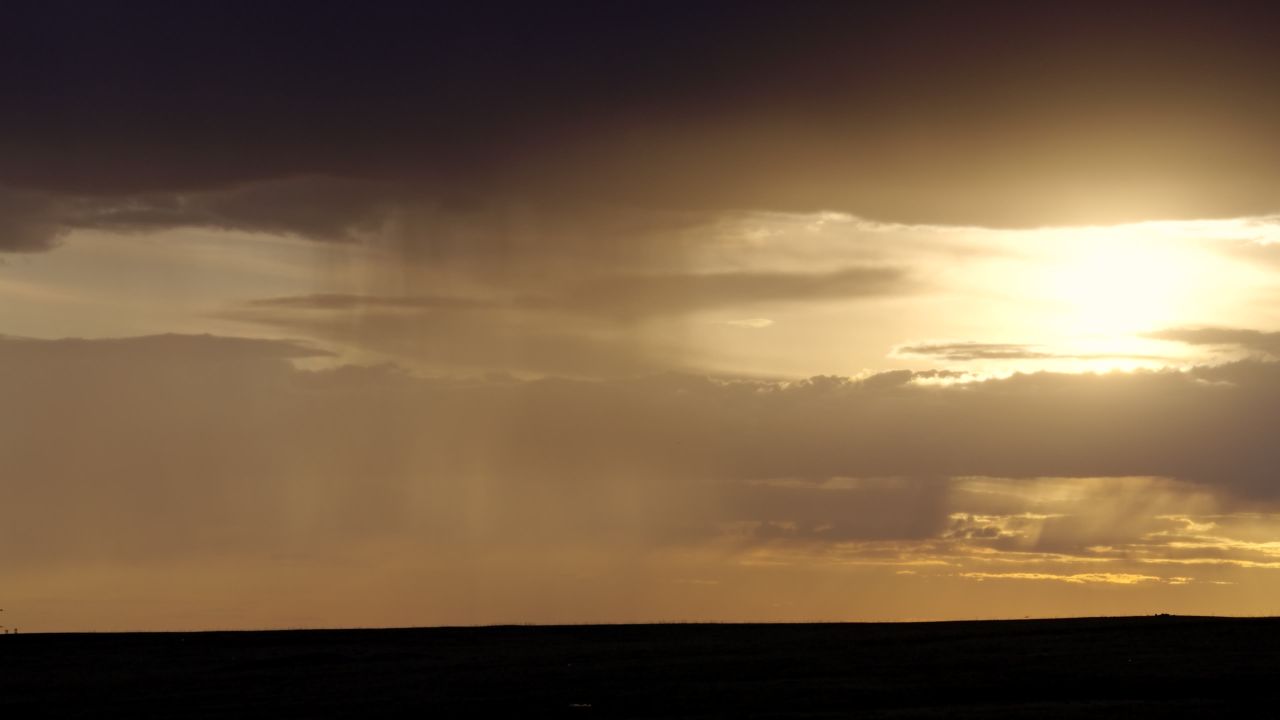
1147, 327, 1280, 358
4, 0, 1280, 252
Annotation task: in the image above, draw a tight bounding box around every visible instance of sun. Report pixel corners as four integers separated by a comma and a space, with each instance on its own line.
1040, 229, 1199, 338
950, 219, 1259, 372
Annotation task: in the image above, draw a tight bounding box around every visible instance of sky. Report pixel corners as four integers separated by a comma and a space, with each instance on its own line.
6, 1, 1280, 631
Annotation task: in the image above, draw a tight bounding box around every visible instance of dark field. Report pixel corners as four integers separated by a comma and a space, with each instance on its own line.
2, 616, 1278, 717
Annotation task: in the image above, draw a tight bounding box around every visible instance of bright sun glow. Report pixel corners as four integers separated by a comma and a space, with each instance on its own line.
1041, 231, 1200, 337
938, 219, 1274, 373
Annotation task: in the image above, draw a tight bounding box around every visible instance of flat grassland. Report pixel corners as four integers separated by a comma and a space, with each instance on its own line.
2, 616, 1276, 717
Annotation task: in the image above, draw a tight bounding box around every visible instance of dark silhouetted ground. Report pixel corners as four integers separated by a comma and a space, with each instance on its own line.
2, 616, 1278, 717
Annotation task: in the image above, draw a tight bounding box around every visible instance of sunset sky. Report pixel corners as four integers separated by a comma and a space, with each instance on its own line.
7, 1, 1280, 631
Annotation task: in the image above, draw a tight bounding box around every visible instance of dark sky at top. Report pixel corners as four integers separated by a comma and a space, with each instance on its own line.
3, 0, 1280, 248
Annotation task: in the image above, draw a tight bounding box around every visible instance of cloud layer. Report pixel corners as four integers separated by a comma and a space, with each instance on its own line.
6, 333, 1280, 627
1148, 327, 1280, 359
6, 3, 1280, 252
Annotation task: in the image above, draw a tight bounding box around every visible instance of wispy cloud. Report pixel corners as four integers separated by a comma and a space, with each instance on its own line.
726, 318, 774, 329
894, 341, 1163, 362
959, 572, 1163, 585
1147, 327, 1280, 358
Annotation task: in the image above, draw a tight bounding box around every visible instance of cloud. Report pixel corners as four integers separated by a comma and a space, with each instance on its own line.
64, 176, 398, 242
226, 268, 909, 376
895, 341, 1163, 362
0, 176, 400, 251
896, 342, 1057, 361
1147, 327, 1280, 358
0, 187, 69, 252
248, 293, 494, 312
725, 477, 951, 542
959, 572, 1162, 585
0, 332, 328, 361
10, 334, 1280, 625
6, 2, 1280, 255
535, 267, 911, 320
246, 267, 908, 319
9, 335, 1280, 567
225, 294, 679, 377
